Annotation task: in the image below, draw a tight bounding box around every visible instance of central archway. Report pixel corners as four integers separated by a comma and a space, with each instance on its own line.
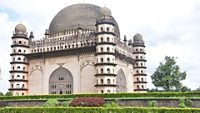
49, 67, 73, 94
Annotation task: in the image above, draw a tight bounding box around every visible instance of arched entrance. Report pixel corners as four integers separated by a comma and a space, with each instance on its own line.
116, 69, 127, 92
49, 67, 73, 94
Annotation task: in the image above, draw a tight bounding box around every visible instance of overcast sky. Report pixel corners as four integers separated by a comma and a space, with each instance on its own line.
0, 0, 200, 93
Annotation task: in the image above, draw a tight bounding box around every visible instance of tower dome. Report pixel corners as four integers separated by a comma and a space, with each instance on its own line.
48, 3, 120, 37
133, 33, 143, 41
100, 6, 112, 16
15, 23, 26, 33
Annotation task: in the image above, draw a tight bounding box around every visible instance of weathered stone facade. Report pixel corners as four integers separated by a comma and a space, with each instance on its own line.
9, 3, 147, 95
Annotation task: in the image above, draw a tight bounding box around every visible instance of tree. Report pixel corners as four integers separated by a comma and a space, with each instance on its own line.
181, 86, 191, 92
151, 56, 186, 91
5, 91, 13, 96
0, 92, 4, 96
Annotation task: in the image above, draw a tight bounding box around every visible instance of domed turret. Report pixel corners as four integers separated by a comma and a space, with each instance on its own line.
100, 6, 112, 17
133, 33, 143, 41
15, 23, 26, 33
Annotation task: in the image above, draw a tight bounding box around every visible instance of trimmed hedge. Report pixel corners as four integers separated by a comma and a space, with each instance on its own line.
0, 92, 200, 100
70, 97, 104, 107
0, 107, 200, 113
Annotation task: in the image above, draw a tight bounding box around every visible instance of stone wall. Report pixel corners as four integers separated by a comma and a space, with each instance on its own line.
1, 99, 200, 108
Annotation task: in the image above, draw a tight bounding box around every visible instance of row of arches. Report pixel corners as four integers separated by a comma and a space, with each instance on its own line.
12, 66, 26, 71
11, 84, 25, 88
13, 49, 27, 54
98, 57, 114, 63
99, 36, 114, 43
32, 41, 95, 53
13, 40, 27, 45
12, 57, 26, 62
98, 46, 114, 53
11, 74, 25, 79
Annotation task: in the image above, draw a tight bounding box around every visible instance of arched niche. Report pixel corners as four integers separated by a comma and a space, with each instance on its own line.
116, 69, 127, 92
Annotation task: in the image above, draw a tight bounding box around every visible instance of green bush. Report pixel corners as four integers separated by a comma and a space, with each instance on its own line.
148, 100, 157, 107
0, 92, 199, 100
0, 107, 200, 113
5, 92, 13, 96
70, 97, 104, 107
185, 98, 192, 107
104, 102, 119, 107
178, 98, 186, 108
43, 99, 59, 107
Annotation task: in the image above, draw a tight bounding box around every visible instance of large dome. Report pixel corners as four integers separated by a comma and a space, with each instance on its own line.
49, 3, 120, 37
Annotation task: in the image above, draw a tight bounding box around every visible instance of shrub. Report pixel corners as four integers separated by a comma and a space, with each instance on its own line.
1, 107, 200, 113
43, 99, 59, 107
185, 98, 192, 107
148, 100, 157, 107
178, 98, 186, 108
70, 97, 104, 107
5, 92, 13, 96
0, 92, 4, 96
104, 102, 119, 107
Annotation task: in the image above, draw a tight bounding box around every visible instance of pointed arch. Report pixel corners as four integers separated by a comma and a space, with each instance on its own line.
49, 67, 73, 94
116, 69, 127, 92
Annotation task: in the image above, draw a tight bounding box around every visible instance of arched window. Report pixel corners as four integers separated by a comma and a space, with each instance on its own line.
141, 70, 143, 74
23, 58, 25, 62
136, 56, 138, 59
17, 66, 20, 70
141, 63, 143, 66
13, 58, 15, 61
142, 85, 144, 89
100, 79, 104, 84
107, 58, 110, 63
140, 56, 143, 59
23, 67, 25, 70
16, 84, 20, 88
141, 78, 144, 81
101, 37, 103, 42
101, 27, 103, 32
17, 75, 20, 79
101, 90, 104, 94
136, 49, 138, 52
18, 49, 21, 53
12, 67, 14, 70
100, 47, 103, 52
136, 70, 139, 74
107, 47, 110, 52
19, 41, 22, 44
12, 75, 14, 79
100, 68, 104, 73
107, 37, 110, 42
107, 79, 111, 84
137, 78, 139, 81
107, 90, 111, 93
137, 85, 140, 89
101, 58, 104, 63
11, 84, 13, 88
107, 68, 110, 73
22, 76, 25, 79
18, 57, 21, 61
107, 27, 110, 32
22, 84, 25, 88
